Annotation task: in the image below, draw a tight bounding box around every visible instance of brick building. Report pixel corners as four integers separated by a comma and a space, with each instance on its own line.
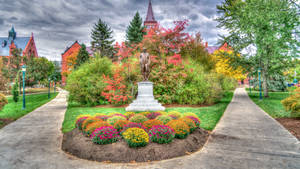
0, 27, 38, 60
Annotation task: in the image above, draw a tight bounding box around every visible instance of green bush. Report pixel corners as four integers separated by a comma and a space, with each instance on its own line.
66, 57, 112, 106
0, 93, 8, 111
156, 115, 173, 124
129, 114, 148, 124
107, 116, 127, 125
11, 82, 19, 103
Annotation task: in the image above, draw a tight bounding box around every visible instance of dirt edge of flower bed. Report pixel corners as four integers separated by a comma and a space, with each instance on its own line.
62, 128, 209, 163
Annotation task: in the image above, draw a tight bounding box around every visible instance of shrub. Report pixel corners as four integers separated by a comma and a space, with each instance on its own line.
121, 122, 147, 133
166, 120, 190, 139
156, 115, 173, 124
75, 116, 89, 130
11, 82, 19, 103
66, 57, 112, 106
167, 111, 182, 119
281, 87, 300, 117
122, 128, 149, 147
185, 116, 201, 127
85, 121, 112, 136
149, 125, 175, 144
109, 113, 127, 119
91, 126, 120, 145
0, 93, 8, 111
82, 117, 102, 131
146, 112, 162, 119
95, 115, 109, 121
124, 112, 135, 119
107, 116, 127, 125
179, 117, 197, 132
129, 114, 148, 124
140, 112, 151, 116
143, 119, 164, 130
113, 120, 129, 131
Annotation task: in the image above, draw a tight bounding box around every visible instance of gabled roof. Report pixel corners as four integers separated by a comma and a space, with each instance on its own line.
145, 0, 156, 22
0, 37, 30, 56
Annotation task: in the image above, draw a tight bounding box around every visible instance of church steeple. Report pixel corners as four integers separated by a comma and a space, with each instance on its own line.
144, 0, 157, 28
8, 26, 17, 40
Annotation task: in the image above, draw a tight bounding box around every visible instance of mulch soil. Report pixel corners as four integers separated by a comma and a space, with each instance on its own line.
276, 117, 300, 140
62, 128, 209, 163
0, 118, 15, 129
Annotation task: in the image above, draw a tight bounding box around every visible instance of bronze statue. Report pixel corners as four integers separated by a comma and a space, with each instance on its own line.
140, 48, 151, 81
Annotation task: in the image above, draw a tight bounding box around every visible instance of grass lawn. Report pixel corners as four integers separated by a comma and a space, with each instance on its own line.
247, 91, 290, 118
62, 91, 234, 133
0, 92, 58, 126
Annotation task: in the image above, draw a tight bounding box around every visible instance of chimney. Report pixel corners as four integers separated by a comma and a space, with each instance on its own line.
205, 42, 208, 48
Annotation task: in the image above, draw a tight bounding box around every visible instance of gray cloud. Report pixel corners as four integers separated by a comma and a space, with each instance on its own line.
0, 0, 225, 61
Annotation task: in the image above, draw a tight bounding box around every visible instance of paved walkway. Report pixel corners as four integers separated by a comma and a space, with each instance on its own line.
0, 88, 299, 169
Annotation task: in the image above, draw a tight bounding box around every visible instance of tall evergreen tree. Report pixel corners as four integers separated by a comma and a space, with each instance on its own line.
91, 19, 115, 58
126, 12, 145, 45
74, 44, 90, 69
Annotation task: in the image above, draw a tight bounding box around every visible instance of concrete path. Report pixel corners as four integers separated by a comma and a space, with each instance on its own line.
0, 88, 299, 169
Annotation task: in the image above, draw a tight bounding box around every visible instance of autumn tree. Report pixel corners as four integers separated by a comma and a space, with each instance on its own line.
126, 12, 145, 45
0, 58, 8, 91
91, 18, 115, 58
217, 0, 299, 97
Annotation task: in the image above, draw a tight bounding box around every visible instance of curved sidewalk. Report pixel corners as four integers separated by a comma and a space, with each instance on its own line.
0, 88, 299, 169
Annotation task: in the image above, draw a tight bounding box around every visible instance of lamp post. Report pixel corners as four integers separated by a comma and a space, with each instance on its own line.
293, 70, 298, 84
258, 68, 262, 100
22, 65, 26, 109
48, 77, 51, 99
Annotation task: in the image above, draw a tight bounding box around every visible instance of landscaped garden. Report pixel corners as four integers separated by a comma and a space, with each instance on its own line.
0, 92, 58, 128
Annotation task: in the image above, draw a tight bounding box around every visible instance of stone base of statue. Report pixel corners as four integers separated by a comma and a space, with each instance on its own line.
126, 81, 165, 112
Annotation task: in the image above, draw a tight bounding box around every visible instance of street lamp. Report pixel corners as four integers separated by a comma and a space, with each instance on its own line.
258, 68, 262, 100
22, 65, 26, 109
48, 77, 51, 99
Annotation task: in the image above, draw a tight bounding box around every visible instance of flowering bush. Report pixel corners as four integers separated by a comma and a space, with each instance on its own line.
113, 120, 129, 131
143, 119, 164, 131
121, 122, 147, 133
146, 112, 162, 119
109, 113, 127, 119
166, 120, 190, 139
149, 125, 175, 144
95, 115, 109, 121
179, 117, 197, 132
75, 116, 89, 130
129, 114, 148, 124
156, 115, 173, 124
122, 128, 149, 147
91, 126, 120, 145
107, 116, 127, 125
85, 121, 112, 136
124, 112, 135, 119
167, 111, 182, 119
185, 116, 201, 127
140, 112, 151, 116
82, 117, 102, 131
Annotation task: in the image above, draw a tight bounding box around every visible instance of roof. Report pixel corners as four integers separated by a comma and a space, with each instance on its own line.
0, 37, 30, 56
145, 0, 156, 22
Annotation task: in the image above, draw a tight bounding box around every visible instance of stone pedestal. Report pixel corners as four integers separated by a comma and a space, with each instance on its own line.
126, 81, 165, 112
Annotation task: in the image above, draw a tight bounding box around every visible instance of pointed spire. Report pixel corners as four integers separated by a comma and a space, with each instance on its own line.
146, 0, 155, 22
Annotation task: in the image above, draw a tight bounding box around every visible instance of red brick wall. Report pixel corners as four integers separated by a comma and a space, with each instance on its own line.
61, 42, 81, 85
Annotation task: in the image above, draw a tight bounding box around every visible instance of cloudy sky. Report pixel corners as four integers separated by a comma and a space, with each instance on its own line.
0, 0, 226, 61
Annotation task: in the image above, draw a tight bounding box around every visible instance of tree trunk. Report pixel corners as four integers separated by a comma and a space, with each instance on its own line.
262, 68, 269, 97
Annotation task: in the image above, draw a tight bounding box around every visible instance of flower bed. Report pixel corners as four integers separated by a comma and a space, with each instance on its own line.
62, 111, 209, 162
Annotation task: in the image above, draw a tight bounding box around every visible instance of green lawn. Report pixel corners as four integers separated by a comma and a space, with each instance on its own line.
0, 92, 58, 120
62, 92, 234, 133
247, 91, 290, 118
